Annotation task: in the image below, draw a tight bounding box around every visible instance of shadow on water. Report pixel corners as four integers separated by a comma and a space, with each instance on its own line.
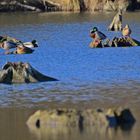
27, 121, 135, 140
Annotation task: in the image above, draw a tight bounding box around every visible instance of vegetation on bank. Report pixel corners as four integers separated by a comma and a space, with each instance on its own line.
0, 0, 140, 12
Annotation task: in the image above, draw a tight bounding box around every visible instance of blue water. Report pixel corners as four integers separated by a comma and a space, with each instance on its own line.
0, 12, 140, 107
0, 12, 140, 140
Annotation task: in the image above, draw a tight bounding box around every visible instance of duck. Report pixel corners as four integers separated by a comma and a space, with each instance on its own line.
90, 27, 106, 40
15, 45, 34, 54
23, 40, 38, 48
122, 24, 131, 37
90, 27, 98, 39
4, 44, 34, 55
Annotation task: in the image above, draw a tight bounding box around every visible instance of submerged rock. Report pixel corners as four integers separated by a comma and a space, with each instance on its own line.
27, 108, 135, 129
0, 62, 57, 84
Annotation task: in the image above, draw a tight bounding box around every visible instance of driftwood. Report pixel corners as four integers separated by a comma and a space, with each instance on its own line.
0, 0, 61, 11
107, 37, 140, 47
42, 0, 60, 7
40, 0, 61, 11
0, 0, 41, 11
0, 62, 57, 84
90, 37, 140, 48
16, 1, 41, 11
108, 10, 122, 31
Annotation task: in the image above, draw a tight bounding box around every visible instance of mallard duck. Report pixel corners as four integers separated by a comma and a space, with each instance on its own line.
23, 40, 38, 48
122, 24, 131, 37
90, 27, 98, 38
90, 27, 106, 40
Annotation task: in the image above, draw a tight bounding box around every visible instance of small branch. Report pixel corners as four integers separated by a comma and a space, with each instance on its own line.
42, 0, 60, 7
16, 2, 41, 11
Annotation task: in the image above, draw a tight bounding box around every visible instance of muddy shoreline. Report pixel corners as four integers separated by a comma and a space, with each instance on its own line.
1, 0, 140, 13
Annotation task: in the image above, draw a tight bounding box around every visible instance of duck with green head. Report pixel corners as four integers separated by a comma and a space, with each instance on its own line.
90, 27, 107, 48
90, 27, 106, 40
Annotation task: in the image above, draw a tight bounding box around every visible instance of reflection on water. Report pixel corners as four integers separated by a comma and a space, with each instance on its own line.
28, 124, 133, 140
0, 108, 139, 140
0, 12, 140, 140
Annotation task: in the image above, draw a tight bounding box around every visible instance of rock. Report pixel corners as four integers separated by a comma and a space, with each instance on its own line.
0, 62, 57, 84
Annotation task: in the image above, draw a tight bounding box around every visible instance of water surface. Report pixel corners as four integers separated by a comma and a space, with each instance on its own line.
0, 12, 140, 140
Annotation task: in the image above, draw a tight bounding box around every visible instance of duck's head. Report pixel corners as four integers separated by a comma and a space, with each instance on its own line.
90, 27, 98, 34
32, 40, 38, 47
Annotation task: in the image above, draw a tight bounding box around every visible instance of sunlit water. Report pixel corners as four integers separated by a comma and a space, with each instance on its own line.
0, 12, 140, 140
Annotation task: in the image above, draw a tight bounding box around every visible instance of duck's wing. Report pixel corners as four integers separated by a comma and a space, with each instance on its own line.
96, 31, 107, 40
